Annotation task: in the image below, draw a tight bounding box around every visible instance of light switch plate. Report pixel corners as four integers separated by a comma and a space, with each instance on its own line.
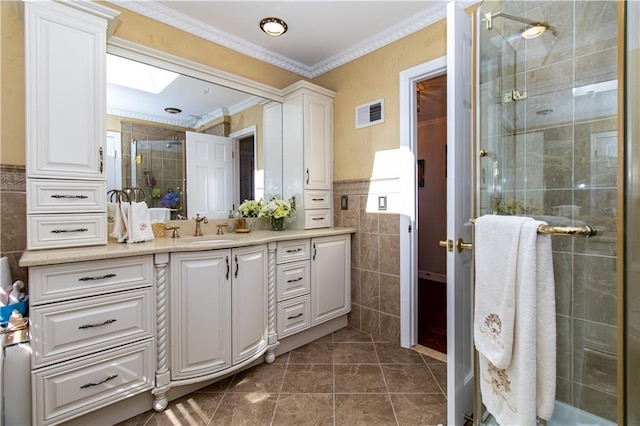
378, 195, 387, 211
341, 195, 348, 210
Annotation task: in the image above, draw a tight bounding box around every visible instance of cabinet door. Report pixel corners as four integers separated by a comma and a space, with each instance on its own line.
170, 250, 232, 379
232, 245, 268, 364
25, 2, 108, 179
311, 235, 351, 324
303, 94, 332, 190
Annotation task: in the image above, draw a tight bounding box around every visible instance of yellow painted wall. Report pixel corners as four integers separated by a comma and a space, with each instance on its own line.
311, 21, 448, 182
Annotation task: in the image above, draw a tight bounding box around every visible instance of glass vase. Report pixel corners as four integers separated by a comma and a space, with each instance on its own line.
270, 217, 285, 231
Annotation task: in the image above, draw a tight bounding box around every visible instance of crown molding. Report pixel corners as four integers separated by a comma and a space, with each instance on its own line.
109, 0, 480, 79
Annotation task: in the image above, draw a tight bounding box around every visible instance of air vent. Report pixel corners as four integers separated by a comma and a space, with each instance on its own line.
355, 98, 384, 129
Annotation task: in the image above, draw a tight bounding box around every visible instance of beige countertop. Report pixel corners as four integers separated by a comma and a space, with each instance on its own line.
19, 227, 356, 267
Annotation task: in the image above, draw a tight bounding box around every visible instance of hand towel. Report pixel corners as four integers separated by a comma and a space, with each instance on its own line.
109, 202, 129, 243
477, 219, 556, 425
126, 201, 155, 243
474, 214, 533, 369
149, 207, 171, 223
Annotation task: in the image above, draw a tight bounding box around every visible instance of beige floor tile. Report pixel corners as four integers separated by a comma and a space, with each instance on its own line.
195, 376, 234, 393
333, 326, 373, 342
289, 339, 334, 364
272, 393, 334, 426
381, 364, 442, 393
145, 393, 223, 425
335, 364, 387, 393
375, 342, 424, 364
335, 393, 397, 426
390, 393, 447, 426
281, 364, 334, 393
228, 363, 286, 393
333, 342, 378, 363
210, 393, 277, 426
428, 363, 448, 394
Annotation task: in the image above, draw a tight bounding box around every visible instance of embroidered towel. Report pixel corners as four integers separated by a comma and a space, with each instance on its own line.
478, 219, 556, 425
474, 214, 533, 369
109, 202, 129, 243
126, 201, 155, 243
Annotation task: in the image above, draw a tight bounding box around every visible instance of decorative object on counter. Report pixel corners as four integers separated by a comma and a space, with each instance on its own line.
237, 199, 261, 218
258, 197, 295, 231
162, 188, 179, 209
234, 217, 250, 233
151, 222, 167, 238
107, 189, 155, 243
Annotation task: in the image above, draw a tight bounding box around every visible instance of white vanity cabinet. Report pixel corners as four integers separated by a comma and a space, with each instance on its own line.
276, 239, 312, 338
311, 234, 351, 324
24, 1, 119, 249
29, 256, 155, 425
170, 245, 268, 380
283, 81, 336, 229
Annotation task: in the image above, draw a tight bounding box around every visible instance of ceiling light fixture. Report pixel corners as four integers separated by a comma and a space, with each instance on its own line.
164, 107, 182, 114
260, 17, 288, 36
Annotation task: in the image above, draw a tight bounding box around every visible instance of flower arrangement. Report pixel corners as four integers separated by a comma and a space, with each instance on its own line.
257, 197, 295, 231
237, 199, 262, 218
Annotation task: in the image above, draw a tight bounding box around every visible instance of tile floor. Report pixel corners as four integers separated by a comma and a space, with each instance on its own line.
118, 327, 447, 425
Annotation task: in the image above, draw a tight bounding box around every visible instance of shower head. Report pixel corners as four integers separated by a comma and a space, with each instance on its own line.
485, 11, 557, 39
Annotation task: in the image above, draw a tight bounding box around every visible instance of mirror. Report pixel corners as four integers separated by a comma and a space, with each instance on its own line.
105, 52, 283, 219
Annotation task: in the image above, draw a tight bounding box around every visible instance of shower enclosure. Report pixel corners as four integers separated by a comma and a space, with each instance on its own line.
475, 1, 620, 424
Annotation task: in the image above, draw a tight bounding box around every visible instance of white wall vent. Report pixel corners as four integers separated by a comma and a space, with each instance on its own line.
355, 98, 384, 129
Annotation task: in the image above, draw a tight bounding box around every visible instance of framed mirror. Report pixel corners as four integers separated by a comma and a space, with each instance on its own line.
105, 40, 284, 219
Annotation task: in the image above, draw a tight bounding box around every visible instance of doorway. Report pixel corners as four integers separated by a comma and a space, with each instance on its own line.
416, 74, 448, 355
238, 135, 255, 202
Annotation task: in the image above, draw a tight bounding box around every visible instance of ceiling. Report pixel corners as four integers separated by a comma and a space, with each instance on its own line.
107, 0, 478, 129
110, 0, 478, 79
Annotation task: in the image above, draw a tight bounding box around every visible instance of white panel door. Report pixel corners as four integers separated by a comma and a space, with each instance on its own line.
232, 245, 268, 364
311, 234, 350, 324
446, 2, 474, 425
170, 250, 232, 379
186, 131, 233, 218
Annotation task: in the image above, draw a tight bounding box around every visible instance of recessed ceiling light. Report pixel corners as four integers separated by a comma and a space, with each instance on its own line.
260, 17, 288, 36
164, 107, 182, 114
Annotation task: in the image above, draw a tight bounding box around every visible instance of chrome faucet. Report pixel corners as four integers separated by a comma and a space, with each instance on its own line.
193, 213, 208, 237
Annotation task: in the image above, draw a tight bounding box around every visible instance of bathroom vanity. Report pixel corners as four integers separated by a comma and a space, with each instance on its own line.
20, 228, 353, 425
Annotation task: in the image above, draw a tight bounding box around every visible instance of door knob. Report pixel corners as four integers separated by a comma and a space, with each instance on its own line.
455, 238, 472, 253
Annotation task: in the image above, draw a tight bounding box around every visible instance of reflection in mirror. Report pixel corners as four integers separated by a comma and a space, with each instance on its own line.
106, 53, 282, 219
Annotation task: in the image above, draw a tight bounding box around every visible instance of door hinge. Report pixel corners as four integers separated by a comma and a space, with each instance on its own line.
408, 224, 412, 233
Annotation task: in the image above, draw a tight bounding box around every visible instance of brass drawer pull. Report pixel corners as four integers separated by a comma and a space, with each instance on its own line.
78, 318, 117, 329
287, 313, 303, 320
78, 273, 116, 282
80, 374, 118, 389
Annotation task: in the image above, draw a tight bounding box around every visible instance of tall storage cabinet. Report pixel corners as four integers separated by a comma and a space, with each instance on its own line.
283, 81, 336, 229
24, 1, 118, 249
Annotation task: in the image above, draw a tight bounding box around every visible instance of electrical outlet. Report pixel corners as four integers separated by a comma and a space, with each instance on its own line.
341, 195, 348, 210
378, 195, 387, 211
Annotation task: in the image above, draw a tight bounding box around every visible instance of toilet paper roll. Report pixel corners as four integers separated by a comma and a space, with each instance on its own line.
0, 257, 12, 289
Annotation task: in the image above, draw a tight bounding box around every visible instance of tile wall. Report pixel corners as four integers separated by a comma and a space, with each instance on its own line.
0, 165, 28, 290
333, 180, 401, 343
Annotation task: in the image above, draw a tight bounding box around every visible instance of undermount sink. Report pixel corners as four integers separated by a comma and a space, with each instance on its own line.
188, 238, 235, 244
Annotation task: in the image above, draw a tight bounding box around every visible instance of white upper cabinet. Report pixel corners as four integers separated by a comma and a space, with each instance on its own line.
283, 81, 335, 229
24, 1, 117, 179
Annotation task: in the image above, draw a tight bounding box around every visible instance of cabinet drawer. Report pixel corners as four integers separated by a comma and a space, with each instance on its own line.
277, 260, 310, 301
277, 295, 311, 338
276, 239, 311, 264
304, 209, 331, 229
28, 179, 106, 213
32, 289, 154, 367
304, 190, 331, 209
32, 339, 154, 426
30, 256, 153, 304
28, 213, 107, 250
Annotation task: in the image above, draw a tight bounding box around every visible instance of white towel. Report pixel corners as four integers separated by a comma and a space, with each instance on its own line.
474, 214, 532, 368
109, 202, 129, 243
126, 202, 155, 243
149, 207, 171, 223
476, 219, 556, 425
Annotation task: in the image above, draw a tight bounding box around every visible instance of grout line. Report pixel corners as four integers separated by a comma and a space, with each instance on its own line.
269, 352, 290, 426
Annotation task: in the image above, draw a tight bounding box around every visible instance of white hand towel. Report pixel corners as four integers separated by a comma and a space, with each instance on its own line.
110, 202, 129, 243
127, 202, 155, 243
478, 219, 556, 425
107, 202, 118, 225
474, 214, 533, 369
148, 207, 171, 223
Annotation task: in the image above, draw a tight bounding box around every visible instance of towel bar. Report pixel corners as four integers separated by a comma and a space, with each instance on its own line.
469, 218, 597, 238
